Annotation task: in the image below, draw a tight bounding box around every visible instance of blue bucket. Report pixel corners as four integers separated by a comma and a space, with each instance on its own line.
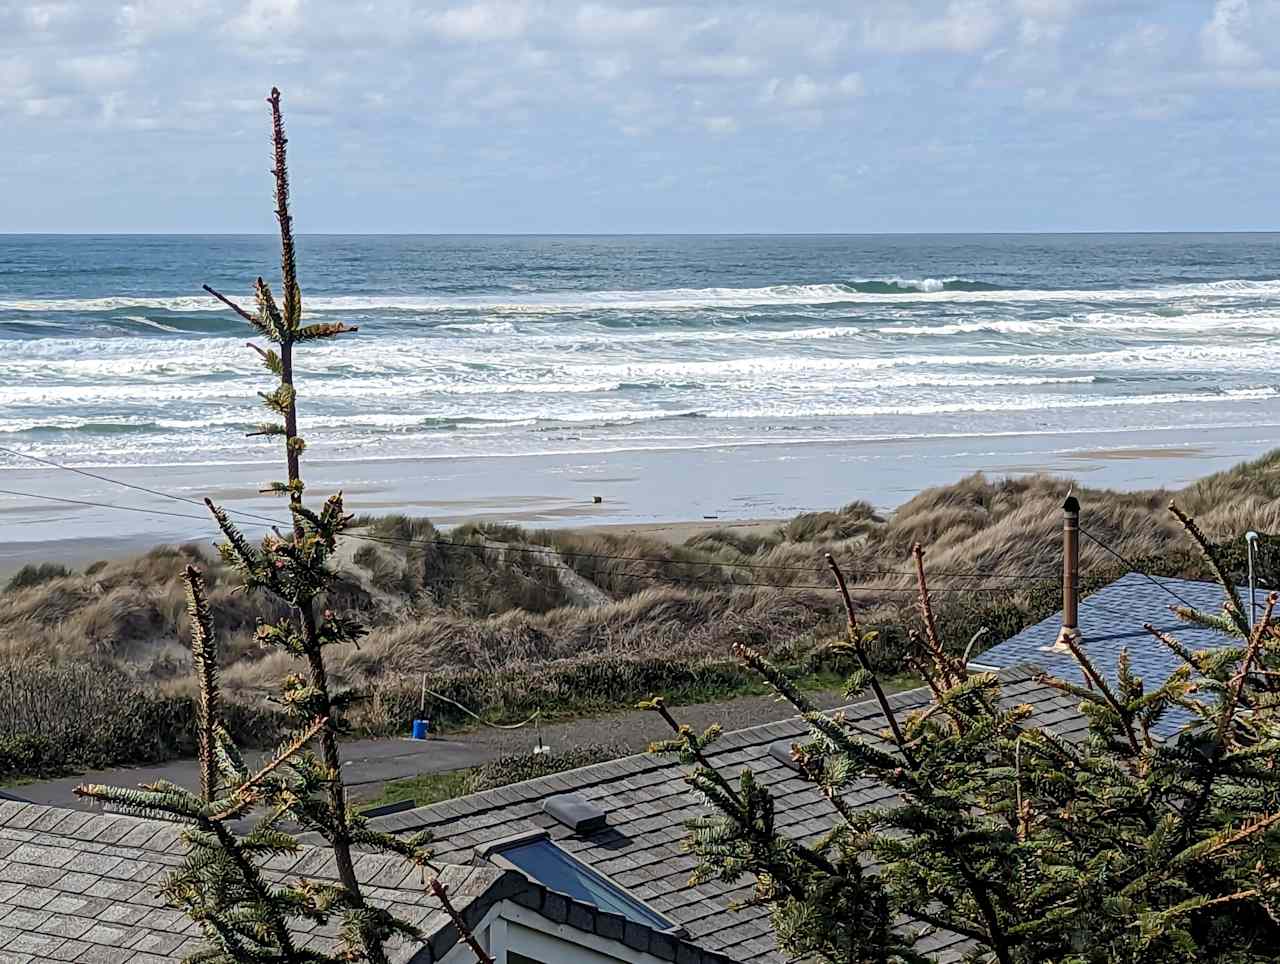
411, 719, 430, 740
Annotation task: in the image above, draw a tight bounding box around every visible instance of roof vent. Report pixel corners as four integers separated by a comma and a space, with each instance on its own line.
543, 792, 607, 834
769, 740, 803, 772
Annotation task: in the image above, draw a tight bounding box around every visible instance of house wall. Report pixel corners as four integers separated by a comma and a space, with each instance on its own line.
437, 900, 680, 964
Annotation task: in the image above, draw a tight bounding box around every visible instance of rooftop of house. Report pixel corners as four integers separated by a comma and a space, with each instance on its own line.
357, 665, 1088, 964
970, 572, 1243, 734
0, 799, 518, 963
0, 666, 1093, 963
0, 795, 734, 963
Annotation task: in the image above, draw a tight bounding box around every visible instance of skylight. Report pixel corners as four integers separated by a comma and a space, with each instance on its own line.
492, 837, 675, 932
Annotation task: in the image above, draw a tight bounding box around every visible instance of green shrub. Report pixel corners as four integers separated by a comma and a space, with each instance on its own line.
353, 655, 761, 736
352, 544, 381, 570
4, 563, 72, 593
0, 661, 285, 780
684, 528, 783, 557
466, 742, 628, 793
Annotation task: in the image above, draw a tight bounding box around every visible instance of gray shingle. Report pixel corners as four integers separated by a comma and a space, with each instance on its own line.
363, 667, 1080, 963
974, 573, 1240, 735
0, 802, 516, 964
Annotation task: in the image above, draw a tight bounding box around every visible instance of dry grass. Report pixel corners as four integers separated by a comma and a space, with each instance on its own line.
6, 450, 1280, 757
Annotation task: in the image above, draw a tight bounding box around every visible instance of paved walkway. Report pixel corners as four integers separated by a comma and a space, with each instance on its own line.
8, 687, 861, 810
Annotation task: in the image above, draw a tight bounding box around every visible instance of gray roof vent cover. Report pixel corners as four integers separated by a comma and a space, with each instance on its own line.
769, 740, 803, 771
543, 792, 607, 834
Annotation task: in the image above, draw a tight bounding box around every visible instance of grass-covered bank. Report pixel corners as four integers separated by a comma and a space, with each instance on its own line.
5, 449, 1280, 782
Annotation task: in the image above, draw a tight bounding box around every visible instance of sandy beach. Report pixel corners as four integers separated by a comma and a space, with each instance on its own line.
2, 422, 1273, 578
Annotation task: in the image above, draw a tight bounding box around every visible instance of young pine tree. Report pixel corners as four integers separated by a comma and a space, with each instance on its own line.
650, 504, 1280, 963
78, 89, 488, 964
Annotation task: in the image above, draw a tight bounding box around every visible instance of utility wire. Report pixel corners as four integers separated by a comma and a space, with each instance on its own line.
422, 688, 541, 730
0, 488, 214, 523
0, 446, 1056, 582
0, 486, 1022, 595
1078, 523, 1199, 610
0, 445, 293, 531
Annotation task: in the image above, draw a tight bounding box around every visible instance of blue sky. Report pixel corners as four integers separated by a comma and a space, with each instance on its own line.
1, 0, 1278, 233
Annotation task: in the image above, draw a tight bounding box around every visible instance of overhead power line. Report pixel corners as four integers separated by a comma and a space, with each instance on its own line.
0, 446, 1059, 583
0, 485, 1026, 596
1078, 523, 1198, 610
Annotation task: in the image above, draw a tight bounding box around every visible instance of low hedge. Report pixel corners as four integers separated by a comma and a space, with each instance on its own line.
0, 661, 285, 781
465, 742, 628, 794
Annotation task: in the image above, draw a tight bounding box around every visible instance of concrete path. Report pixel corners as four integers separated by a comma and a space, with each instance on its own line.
6, 686, 861, 810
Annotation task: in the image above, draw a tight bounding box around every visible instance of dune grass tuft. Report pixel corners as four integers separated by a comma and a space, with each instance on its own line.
7, 451, 1280, 779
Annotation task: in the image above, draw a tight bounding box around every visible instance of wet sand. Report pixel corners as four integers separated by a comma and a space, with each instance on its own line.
1, 424, 1274, 577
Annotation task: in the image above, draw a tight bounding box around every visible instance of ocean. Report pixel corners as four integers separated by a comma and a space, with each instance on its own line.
2, 233, 1279, 471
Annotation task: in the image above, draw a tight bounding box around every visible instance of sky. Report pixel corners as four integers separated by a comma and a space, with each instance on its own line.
1, 0, 1279, 233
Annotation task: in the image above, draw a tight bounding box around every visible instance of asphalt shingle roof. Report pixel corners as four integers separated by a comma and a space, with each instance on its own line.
369, 667, 1088, 964
0, 800, 517, 963
972, 572, 1242, 734
0, 666, 1095, 963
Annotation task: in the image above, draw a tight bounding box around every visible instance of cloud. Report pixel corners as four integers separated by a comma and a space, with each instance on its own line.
427, 1, 534, 41
4, 0, 1280, 231
663, 54, 761, 80
229, 0, 301, 38
762, 72, 863, 108
64, 52, 138, 88
859, 1, 1006, 55
1202, 0, 1261, 68
571, 4, 666, 43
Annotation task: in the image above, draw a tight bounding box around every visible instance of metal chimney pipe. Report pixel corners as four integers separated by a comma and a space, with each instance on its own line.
1061, 495, 1081, 641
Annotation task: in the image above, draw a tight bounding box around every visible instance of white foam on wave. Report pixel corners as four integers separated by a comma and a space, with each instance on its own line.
6, 385, 1273, 440
3, 335, 1276, 405
878, 307, 1280, 337
713, 387, 1280, 420
121, 315, 185, 333
434, 321, 519, 335
5, 277, 1280, 315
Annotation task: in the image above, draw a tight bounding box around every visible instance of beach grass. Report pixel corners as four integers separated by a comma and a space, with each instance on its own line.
4, 451, 1280, 781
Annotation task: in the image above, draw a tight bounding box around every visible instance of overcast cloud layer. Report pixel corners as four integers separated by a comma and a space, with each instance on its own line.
1, 0, 1278, 232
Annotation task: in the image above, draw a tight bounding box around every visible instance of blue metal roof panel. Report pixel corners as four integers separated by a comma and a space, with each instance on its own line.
973, 572, 1248, 736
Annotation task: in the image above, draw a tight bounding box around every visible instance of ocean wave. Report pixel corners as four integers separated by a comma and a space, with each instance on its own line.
6, 385, 1271, 439
711, 387, 1280, 420
434, 321, 519, 335
847, 277, 1003, 294
5, 276, 1280, 317
878, 307, 1280, 337
0, 372, 1103, 409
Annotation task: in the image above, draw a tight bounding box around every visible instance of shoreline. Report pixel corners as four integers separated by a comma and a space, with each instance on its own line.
2, 425, 1275, 579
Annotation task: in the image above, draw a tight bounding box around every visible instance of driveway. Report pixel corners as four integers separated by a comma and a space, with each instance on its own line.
7, 685, 866, 810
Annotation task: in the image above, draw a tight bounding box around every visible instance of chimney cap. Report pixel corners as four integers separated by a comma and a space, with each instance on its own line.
1063, 494, 1080, 513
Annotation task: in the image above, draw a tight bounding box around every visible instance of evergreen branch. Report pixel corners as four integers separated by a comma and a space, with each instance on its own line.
912, 543, 962, 689
202, 284, 255, 323
248, 423, 289, 438
1169, 500, 1249, 637
825, 552, 916, 769
297, 322, 359, 340
247, 341, 284, 375
428, 877, 495, 964
1060, 635, 1143, 757
184, 565, 220, 803
268, 87, 301, 332
210, 717, 327, 822
255, 276, 285, 342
